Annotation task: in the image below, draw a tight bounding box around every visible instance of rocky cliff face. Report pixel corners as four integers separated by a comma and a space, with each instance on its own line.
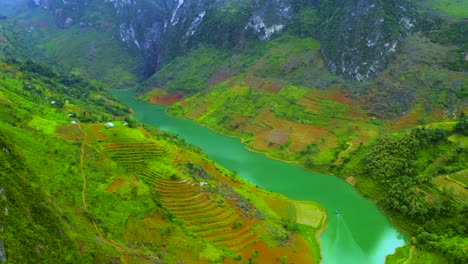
30, 0, 297, 75
318, 0, 416, 80
29, 0, 91, 28
30, 0, 416, 80
107, 0, 296, 75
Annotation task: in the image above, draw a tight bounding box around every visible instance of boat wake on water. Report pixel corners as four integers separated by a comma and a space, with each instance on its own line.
322, 214, 369, 264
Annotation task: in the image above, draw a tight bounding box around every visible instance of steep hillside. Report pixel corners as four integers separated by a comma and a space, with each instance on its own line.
0, 1, 141, 88
6, 0, 426, 81
140, 31, 466, 169
0, 59, 325, 263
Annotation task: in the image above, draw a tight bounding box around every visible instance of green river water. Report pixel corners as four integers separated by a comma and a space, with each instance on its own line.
114, 89, 407, 264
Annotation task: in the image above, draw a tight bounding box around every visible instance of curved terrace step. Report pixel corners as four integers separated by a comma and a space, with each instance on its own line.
156, 179, 198, 187
164, 198, 214, 212
189, 215, 240, 233
183, 209, 235, 226
210, 229, 255, 247
171, 203, 221, 218
155, 187, 200, 195
154, 183, 199, 192
161, 194, 210, 207
158, 192, 201, 200
203, 222, 254, 241
226, 235, 259, 252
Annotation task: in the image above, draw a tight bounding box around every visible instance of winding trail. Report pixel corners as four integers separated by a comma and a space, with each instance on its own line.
77, 122, 129, 263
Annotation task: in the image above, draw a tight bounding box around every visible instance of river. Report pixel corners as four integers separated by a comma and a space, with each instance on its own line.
114, 89, 407, 264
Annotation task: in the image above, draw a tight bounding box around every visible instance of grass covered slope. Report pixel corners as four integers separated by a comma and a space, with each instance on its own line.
0, 59, 325, 263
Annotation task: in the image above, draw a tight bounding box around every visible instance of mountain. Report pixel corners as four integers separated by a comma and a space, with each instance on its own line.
25, 0, 419, 80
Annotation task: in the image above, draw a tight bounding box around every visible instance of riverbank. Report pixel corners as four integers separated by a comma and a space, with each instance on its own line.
113, 88, 408, 264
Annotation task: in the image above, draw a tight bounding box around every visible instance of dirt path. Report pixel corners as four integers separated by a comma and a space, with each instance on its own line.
78, 122, 129, 263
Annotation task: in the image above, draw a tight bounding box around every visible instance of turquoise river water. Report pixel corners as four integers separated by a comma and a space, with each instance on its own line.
114, 89, 407, 264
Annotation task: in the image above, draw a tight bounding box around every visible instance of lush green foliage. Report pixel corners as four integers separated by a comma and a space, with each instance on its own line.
340, 125, 468, 263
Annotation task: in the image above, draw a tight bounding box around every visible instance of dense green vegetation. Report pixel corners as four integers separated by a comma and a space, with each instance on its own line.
338, 123, 467, 263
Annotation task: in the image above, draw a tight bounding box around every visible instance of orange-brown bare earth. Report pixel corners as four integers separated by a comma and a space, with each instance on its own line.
105, 178, 125, 192
56, 124, 84, 141
209, 69, 237, 84
149, 89, 185, 106
387, 109, 423, 131
187, 102, 211, 119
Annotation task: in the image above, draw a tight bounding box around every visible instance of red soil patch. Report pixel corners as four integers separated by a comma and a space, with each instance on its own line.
263, 130, 289, 145
297, 97, 321, 111
430, 108, 447, 120
106, 178, 125, 192
244, 107, 330, 152
149, 90, 185, 106
327, 91, 350, 104
238, 234, 314, 264
209, 69, 237, 84
245, 77, 285, 93
186, 102, 211, 119
86, 124, 106, 142
56, 124, 83, 141
387, 110, 422, 131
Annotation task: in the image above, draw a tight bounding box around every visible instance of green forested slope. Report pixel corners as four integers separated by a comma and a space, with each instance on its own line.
338, 125, 467, 263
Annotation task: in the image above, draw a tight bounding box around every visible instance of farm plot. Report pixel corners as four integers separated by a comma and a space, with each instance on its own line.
154, 178, 260, 253
103, 141, 165, 185
433, 175, 468, 205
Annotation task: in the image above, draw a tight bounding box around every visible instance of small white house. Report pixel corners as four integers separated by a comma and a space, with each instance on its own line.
106, 122, 115, 128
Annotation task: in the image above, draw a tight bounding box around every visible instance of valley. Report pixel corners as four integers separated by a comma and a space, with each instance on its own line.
0, 59, 323, 263
0, 0, 467, 263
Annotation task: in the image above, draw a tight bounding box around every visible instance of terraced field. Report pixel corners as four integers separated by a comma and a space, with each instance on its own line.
433, 175, 468, 205
154, 178, 260, 253
102, 135, 260, 254
103, 141, 164, 185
